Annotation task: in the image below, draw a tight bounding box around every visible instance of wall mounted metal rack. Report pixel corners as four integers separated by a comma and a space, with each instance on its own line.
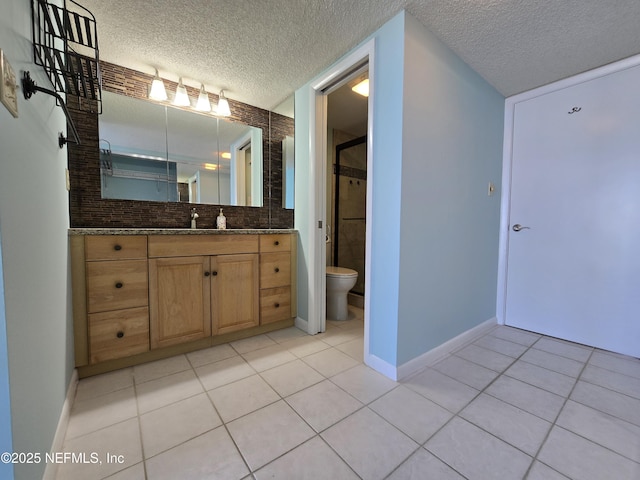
23, 0, 101, 147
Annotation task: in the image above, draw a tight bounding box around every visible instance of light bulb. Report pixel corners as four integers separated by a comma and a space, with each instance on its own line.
195, 84, 211, 112
149, 69, 167, 101
216, 90, 231, 116
173, 77, 190, 107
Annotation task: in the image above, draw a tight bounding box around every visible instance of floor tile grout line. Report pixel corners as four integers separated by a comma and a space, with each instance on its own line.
68, 318, 639, 479
567, 392, 640, 429
407, 330, 567, 477
134, 359, 248, 471
521, 346, 595, 479
188, 358, 256, 477
131, 377, 150, 480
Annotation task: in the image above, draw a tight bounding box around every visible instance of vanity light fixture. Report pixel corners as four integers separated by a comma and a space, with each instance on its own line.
173, 77, 190, 106
149, 69, 168, 101
195, 84, 212, 112
351, 78, 369, 97
216, 89, 231, 116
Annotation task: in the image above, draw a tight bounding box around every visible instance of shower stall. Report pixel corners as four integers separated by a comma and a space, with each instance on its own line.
332, 135, 367, 296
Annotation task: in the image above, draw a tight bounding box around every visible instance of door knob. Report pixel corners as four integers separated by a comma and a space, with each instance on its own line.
512, 224, 530, 232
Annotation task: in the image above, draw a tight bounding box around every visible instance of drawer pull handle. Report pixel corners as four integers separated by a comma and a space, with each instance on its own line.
274, 241, 280, 246
114, 244, 122, 251
212, 271, 218, 276
204, 271, 210, 277
275, 303, 280, 308
115, 282, 123, 289
116, 331, 124, 338
274, 267, 280, 273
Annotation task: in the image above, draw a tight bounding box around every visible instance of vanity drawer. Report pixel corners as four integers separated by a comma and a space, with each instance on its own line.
89, 307, 149, 363
148, 235, 259, 257
259, 234, 291, 253
260, 286, 292, 324
85, 235, 147, 261
86, 260, 149, 313
260, 252, 291, 289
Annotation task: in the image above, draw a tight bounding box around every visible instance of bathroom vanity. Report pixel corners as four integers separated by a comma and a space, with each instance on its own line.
70, 229, 297, 377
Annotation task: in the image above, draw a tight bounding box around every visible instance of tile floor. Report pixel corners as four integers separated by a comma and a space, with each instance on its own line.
56, 306, 640, 479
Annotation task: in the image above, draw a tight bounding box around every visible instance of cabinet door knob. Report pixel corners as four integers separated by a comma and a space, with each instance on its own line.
274, 267, 280, 273
116, 331, 124, 338
212, 271, 218, 276
115, 282, 123, 289
275, 303, 280, 308
274, 241, 280, 246
114, 244, 122, 251
204, 271, 210, 277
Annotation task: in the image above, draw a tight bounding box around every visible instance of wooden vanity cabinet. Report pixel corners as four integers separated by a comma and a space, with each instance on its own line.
71, 231, 296, 376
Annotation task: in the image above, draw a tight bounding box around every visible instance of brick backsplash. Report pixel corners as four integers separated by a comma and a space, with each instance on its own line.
68, 61, 294, 229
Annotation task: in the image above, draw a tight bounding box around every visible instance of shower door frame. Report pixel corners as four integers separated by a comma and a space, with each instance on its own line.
333, 135, 367, 295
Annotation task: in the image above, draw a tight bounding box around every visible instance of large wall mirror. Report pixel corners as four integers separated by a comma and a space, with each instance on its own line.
99, 91, 263, 207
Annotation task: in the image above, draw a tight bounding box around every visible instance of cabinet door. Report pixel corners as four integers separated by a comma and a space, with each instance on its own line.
149, 256, 211, 349
211, 254, 259, 335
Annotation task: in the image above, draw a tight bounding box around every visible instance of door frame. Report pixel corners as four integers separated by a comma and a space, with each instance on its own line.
496, 52, 640, 326
300, 39, 375, 353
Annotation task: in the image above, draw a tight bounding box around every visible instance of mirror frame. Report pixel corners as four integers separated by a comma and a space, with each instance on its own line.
67, 61, 293, 229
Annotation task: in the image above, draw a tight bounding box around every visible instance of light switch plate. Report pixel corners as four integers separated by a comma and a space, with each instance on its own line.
0, 49, 19, 118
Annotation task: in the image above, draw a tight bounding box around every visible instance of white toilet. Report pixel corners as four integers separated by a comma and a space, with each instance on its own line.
326, 266, 358, 321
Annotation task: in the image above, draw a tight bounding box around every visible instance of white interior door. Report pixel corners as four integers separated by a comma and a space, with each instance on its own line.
505, 64, 640, 358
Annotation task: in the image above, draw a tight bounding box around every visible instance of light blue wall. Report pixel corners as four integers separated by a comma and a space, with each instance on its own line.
396, 15, 504, 364
0, 230, 14, 480
365, 14, 405, 365
294, 13, 406, 360
295, 11, 504, 369
0, 1, 75, 478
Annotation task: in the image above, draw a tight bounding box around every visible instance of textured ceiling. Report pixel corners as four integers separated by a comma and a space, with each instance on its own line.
76, 0, 640, 111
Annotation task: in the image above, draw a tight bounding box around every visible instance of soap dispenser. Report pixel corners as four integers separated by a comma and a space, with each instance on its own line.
216, 208, 226, 230
190, 208, 199, 229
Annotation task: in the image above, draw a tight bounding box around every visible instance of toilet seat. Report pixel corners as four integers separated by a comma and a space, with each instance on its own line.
326, 266, 358, 278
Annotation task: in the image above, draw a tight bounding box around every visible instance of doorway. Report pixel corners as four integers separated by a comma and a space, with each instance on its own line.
297, 39, 374, 349
327, 74, 369, 310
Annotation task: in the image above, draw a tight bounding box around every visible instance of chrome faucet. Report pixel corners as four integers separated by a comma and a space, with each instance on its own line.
190, 208, 199, 229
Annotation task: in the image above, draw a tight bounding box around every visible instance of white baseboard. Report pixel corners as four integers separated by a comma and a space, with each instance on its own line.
42, 369, 78, 480
396, 318, 497, 381
294, 316, 308, 333
364, 318, 498, 381
365, 353, 399, 381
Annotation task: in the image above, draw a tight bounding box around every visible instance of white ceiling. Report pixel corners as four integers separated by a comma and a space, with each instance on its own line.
77, 0, 640, 112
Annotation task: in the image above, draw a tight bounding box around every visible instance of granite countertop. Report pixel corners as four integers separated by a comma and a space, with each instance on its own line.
69, 228, 297, 235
